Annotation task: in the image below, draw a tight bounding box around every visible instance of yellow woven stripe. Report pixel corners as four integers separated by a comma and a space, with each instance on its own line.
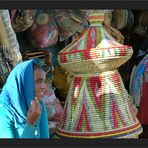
57, 123, 141, 138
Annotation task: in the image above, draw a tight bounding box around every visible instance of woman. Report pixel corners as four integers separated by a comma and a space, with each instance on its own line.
0, 59, 50, 138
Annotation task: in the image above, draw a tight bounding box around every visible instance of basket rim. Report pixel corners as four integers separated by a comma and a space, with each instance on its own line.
59, 45, 133, 56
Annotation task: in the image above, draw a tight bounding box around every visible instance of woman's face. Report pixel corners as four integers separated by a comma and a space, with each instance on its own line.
34, 68, 47, 101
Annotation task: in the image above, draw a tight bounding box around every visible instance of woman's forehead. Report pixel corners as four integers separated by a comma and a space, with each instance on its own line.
34, 68, 46, 79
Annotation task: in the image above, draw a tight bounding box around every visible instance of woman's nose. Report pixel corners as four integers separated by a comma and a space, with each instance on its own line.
41, 82, 47, 90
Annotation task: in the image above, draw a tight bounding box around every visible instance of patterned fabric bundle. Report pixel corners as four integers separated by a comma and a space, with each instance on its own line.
57, 11, 143, 138
0, 10, 22, 88
129, 54, 148, 125
129, 54, 148, 107
0, 51, 11, 88
0, 10, 22, 66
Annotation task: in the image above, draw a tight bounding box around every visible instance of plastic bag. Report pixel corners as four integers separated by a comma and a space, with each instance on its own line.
43, 85, 63, 134
27, 10, 58, 48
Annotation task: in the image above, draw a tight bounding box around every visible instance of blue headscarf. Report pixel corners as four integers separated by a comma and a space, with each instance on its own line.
0, 59, 49, 138
0, 59, 47, 126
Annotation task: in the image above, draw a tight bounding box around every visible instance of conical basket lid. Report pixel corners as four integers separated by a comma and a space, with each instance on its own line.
58, 12, 133, 74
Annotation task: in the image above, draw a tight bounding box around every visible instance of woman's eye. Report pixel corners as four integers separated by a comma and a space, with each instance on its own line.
38, 80, 42, 83
36, 79, 43, 83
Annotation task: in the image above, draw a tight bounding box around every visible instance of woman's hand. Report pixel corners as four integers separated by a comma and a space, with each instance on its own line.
27, 97, 42, 125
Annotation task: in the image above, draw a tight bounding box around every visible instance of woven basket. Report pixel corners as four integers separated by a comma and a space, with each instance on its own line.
11, 9, 34, 32
103, 22, 124, 44
54, 10, 85, 42
57, 11, 142, 138
58, 12, 132, 73
57, 70, 142, 138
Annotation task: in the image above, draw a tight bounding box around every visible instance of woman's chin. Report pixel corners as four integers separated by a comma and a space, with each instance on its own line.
37, 95, 44, 101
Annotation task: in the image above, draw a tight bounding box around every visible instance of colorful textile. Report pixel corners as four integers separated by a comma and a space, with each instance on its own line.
130, 54, 148, 125
137, 83, 148, 125
129, 54, 148, 107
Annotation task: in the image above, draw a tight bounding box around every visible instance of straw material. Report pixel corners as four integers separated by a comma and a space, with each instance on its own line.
55, 10, 85, 42
0, 16, 9, 48
53, 65, 70, 89
57, 12, 142, 138
103, 22, 124, 44
112, 10, 128, 30
22, 49, 51, 66
59, 47, 133, 74
58, 13, 132, 73
57, 70, 142, 138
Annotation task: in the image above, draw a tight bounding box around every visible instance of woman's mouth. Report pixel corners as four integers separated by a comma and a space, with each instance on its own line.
38, 91, 45, 99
